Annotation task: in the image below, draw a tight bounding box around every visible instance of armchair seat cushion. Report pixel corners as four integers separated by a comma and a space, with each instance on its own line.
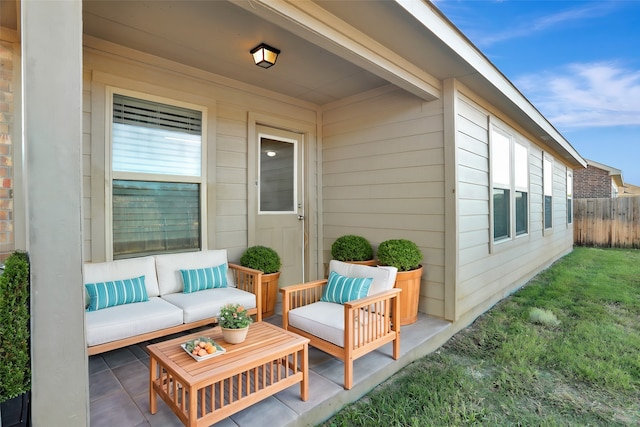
288, 301, 383, 348
162, 287, 256, 323
289, 301, 346, 346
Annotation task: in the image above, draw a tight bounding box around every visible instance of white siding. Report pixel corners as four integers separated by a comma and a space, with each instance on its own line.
322, 87, 446, 317
455, 89, 574, 319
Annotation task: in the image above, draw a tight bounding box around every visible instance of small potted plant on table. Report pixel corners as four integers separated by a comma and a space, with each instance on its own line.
240, 245, 281, 318
218, 303, 253, 344
377, 239, 423, 326
331, 235, 375, 266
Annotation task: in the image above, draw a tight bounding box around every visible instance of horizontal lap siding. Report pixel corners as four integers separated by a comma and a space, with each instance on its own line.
455, 92, 573, 319
83, 70, 93, 261
322, 88, 446, 317
215, 104, 249, 258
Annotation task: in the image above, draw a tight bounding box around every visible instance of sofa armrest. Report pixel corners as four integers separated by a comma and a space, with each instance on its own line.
280, 279, 327, 329
228, 263, 263, 322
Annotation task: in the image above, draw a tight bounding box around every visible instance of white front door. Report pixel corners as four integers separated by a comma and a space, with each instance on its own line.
253, 125, 304, 286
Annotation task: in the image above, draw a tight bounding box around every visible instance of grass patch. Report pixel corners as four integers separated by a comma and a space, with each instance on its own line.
321, 247, 640, 426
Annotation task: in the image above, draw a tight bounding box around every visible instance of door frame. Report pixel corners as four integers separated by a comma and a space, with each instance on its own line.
247, 112, 320, 282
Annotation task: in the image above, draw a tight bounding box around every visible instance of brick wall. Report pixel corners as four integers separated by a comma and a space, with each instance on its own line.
0, 40, 14, 260
573, 165, 612, 199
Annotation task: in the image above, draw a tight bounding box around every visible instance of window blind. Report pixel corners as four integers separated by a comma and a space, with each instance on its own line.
112, 94, 202, 176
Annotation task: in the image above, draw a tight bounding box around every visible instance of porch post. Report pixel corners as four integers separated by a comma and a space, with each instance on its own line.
22, 1, 88, 425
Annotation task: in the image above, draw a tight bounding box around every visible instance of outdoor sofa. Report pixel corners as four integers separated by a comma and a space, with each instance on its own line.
83, 249, 262, 355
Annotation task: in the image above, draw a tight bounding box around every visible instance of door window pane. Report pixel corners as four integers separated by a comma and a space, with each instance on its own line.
260, 138, 295, 212
113, 180, 200, 259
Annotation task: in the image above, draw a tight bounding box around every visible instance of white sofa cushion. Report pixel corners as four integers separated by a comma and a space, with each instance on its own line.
85, 297, 183, 347
161, 287, 256, 324
155, 250, 234, 295
84, 256, 160, 298
329, 260, 397, 295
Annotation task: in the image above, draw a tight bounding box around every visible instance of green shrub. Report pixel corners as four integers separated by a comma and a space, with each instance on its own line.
331, 235, 373, 261
0, 251, 31, 402
240, 245, 281, 274
377, 239, 423, 272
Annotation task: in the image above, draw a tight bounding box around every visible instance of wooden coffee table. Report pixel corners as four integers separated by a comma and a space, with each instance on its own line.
148, 322, 309, 427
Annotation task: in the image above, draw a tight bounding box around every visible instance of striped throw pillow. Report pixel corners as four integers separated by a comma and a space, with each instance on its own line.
321, 271, 373, 304
180, 263, 228, 293
85, 275, 148, 311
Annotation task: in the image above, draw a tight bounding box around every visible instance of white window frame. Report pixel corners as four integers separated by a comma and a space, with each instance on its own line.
257, 131, 299, 215
567, 169, 573, 225
543, 154, 553, 232
489, 120, 530, 252
105, 87, 208, 259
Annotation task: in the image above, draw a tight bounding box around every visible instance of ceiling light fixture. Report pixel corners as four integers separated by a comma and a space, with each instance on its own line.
266, 151, 277, 157
250, 43, 280, 69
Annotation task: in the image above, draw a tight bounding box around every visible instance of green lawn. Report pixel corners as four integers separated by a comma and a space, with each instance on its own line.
321, 247, 640, 426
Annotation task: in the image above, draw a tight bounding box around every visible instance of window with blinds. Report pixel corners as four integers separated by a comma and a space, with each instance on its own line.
490, 124, 530, 245
544, 156, 553, 230
111, 93, 203, 259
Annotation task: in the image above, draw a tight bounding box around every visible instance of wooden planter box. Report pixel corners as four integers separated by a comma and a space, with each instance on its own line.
261, 271, 281, 318
394, 266, 423, 326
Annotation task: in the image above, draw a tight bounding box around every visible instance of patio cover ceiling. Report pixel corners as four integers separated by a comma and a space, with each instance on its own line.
1, 0, 585, 167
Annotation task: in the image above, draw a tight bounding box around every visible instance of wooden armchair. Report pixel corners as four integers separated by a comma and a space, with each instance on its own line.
280, 260, 401, 389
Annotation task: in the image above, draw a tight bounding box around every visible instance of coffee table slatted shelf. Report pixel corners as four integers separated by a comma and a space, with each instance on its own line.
148, 322, 309, 427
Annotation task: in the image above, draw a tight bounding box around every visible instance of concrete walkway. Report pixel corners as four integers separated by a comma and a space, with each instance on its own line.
89, 314, 451, 427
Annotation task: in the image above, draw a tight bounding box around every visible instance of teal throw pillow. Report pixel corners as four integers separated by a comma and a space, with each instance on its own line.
85, 275, 148, 311
321, 271, 373, 304
181, 263, 228, 293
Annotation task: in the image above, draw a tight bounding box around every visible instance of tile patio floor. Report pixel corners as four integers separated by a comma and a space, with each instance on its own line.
89, 313, 451, 427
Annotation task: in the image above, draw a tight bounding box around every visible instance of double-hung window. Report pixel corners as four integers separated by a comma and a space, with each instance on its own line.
492, 129, 511, 241
491, 125, 529, 244
567, 169, 573, 225
514, 142, 529, 236
543, 155, 553, 230
110, 92, 205, 259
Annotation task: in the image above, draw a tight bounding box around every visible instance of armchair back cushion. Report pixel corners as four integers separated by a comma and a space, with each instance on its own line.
328, 260, 397, 295
321, 271, 372, 304
155, 250, 234, 295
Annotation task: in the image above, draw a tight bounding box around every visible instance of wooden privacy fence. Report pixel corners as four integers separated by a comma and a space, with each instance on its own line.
574, 197, 640, 248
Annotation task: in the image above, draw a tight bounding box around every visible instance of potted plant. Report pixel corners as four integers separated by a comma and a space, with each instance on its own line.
0, 251, 31, 427
331, 235, 375, 266
376, 239, 423, 326
218, 303, 253, 344
240, 245, 281, 318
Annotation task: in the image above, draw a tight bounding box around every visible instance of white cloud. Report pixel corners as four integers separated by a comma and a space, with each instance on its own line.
515, 63, 640, 128
474, 2, 615, 47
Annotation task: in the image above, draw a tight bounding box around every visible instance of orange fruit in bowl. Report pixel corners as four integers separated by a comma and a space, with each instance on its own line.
206, 346, 216, 354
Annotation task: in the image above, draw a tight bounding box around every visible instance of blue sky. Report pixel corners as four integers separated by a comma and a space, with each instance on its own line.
434, 0, 640, 185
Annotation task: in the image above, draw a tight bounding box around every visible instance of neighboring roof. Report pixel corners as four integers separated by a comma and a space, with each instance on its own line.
585, 159, 625, 188
620, 183, 640, 196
